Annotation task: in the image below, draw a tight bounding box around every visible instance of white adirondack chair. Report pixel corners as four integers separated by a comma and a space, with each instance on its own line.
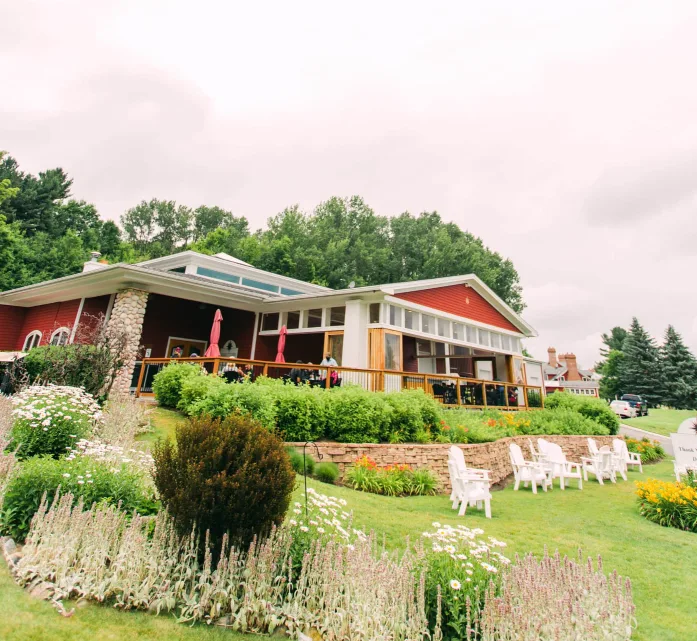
528, 438, 541, 462
587, 437, 600, 456
613, 438, 642, 474
581, 447, 617, 485
448, 445, 491, 502
448, 460, 492, 518
509, 443, 550, 493
540, 441, 583, 490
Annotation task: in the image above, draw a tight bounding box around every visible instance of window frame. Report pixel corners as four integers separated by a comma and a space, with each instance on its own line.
22, 330, 42, 351
49, 327, 71, 346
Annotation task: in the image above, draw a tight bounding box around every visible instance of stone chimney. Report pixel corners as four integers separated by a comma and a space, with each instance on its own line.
547, 347, 557, 368
560, 353, 581, 381
83, 251, 109, 273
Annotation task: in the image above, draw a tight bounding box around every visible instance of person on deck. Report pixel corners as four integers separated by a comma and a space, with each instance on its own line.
288, 360, 308, 385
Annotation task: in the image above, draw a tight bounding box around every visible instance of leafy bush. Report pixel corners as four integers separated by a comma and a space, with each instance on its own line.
625, 437, 665, 463
275, 384, 326, 442
152, 414, 295, 553
523, 407, 609, 436
314, 462, 339, 484
344, 456, 438, 496
286, 447, 316, 476
0, 455, 156, 541
8, 385, 102, 459
176, 374, 229, 413
636, 475, 697, 532
324, 387, 391, 443
152, 362, 207, 408
544, 392, 620, 434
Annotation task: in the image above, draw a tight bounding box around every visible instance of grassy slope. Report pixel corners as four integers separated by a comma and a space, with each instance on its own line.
623, 408, 695, 437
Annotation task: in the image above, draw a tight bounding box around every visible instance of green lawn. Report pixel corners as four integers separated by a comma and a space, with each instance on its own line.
135, 406, 184, 446
623, 408, 695, 437
2, 408, 693, 641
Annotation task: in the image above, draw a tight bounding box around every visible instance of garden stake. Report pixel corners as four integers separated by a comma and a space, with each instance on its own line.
302, 441, 322, 520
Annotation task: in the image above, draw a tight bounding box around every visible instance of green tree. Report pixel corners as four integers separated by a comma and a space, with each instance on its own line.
659, 325, 697, 409
121, 199, 193, 257
192, 206, 248, 242
620, 318, 661, 407
600, 327, 627, 356
598, 349, 625, 400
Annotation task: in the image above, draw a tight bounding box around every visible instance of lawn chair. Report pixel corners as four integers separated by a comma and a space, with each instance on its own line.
613, 438, 642, 473
540, 441, 583, 490
587, 437, 600, 456
448, 445, 490, 501
509, 443, 550, 493
581, 447, 617, 485
527, 438, 541, 462
448, 460, 492, 518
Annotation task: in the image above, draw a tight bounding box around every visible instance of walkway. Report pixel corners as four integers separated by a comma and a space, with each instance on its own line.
619, 423, 674, 456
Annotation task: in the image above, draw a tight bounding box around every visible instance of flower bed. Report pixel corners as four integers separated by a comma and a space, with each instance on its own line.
636, 476, 697, 532
344, 455, 438, 496
625, 437, 665, 463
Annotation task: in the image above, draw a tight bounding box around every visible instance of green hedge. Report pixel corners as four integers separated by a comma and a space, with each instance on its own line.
543, 393, 619, 434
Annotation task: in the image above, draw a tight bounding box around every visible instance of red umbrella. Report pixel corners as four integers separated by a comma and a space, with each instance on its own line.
275, 325, 287, 363
204, 309, 223, 357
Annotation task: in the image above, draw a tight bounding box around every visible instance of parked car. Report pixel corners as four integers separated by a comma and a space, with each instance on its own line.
610, 400, 637, 419
620, 394, 649, 416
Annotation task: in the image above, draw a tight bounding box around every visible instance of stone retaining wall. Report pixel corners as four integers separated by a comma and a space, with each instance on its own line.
286, 435, 617, 490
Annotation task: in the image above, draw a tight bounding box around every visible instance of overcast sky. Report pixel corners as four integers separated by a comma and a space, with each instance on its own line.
3, 1, 697, 366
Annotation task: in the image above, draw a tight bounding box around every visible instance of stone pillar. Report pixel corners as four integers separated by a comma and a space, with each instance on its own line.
106, 289, 149, 397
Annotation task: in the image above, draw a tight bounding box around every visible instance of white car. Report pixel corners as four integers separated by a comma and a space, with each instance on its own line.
610, 400, 637, 419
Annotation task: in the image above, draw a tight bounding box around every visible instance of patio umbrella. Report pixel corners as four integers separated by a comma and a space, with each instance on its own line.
204, 309, 223, 357
275, 325, 287, 363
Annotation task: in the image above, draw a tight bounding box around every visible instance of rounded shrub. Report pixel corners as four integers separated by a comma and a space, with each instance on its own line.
0, 455, 156, 542
152, 362, 207, 408
8, 384, 101, 459
314, 462, 339, 484
177, 374, 229, 413
286, 447, 316, 475
275, 385, 326, 442
544, 393, 619, 434
152, 414, 296, 552
324, 387, 391, 443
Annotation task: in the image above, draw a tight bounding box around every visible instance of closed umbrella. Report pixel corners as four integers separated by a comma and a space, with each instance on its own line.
275, 325, 287, 363
204, 309, 223, 357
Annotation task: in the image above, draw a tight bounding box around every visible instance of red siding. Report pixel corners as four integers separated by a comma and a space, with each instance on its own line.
0, 305, 27, 350
14, 300, 82, 350
74, 295, 112, 343
140, 294, 257, 358
394, 285, 520, 333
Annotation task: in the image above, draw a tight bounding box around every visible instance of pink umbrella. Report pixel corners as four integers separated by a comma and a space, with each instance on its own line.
204, 309, 223, 357
275, 325, 287, 363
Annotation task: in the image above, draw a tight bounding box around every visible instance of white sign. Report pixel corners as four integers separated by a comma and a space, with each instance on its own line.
670, 433, 697, 480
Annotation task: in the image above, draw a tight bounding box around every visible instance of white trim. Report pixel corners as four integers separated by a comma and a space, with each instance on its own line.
165, 336, 209, 357
50, 327, 72, 346
22, 330, 42, 351
69, 298, 86, 343
250, 312, 260, 359
104, 293, 116, 322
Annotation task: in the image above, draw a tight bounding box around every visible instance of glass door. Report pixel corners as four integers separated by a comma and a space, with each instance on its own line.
324, 331, 344, 366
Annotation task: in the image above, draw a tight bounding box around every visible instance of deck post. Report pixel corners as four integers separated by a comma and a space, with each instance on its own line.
134, 361, 147, 398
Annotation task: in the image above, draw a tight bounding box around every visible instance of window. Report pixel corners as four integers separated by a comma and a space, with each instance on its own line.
369, 303, 381, 323
330, 306, 345, 326
451, 345, 467, 356
261, 313, 280, 332
305, 309, 323, 328
437, 318, 450, 337
196, 267, 240, 284
241, 277, 280, 293
501, 335, 511, 351
404, 309, 417, 330
466, 325, 477, 343
453, 323, 464, 340
422, 314, 435, 334
281, 287, 303, 296
384, 333, 401, 370
389, 305, 402, 326
416, 340, 432, 356
435, 342, 447, 357
286, 311, 300, 330
491, 333, 501, 349
22, 331, 42, 351
512, 337, 521, 353
50, 327, 71, 346
478, 329, 490, 346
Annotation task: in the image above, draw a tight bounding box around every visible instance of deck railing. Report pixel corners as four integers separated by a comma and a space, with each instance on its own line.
133, 357, 544, 410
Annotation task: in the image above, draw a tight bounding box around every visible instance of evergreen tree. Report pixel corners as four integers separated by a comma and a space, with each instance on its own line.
620, 318, 662, 407
660, 325, 697, 409
599, 349, 625, 400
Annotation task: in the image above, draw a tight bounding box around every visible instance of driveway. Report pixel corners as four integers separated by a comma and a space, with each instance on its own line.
619, 424, 674, 456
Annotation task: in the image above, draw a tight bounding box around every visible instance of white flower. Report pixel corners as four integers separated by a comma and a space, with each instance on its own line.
300, 526, 309, 532
449, 579, 461, 590
317, 527, 325, 534
77, 480, 85, 485
62, 473, 71, 478
444, 545, 456, 554
293, 508, 302, 515
432, 522, 441, 528
288, 519, 298, 526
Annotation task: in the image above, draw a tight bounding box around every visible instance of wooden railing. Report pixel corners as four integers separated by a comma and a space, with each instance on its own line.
133, 357, 544, 410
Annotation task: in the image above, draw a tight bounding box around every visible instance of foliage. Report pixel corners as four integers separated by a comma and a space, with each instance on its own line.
619, 318, 662, 407
175, 373, 229, 412
324, 387, 391, 443
598, 349, 625, 401
8, 385, 102, 459
384, 389, 441, 442
152, 414, 295, 553
152, 362, 208, 408
421, 522, 509, 640
543, 392, 620, 434
286, 447, 316, 476
636, 475, 697, 532
99, 395, 153, 447
0, 395, 18, 511
15, 493, 431, 641
344, 456, 438, 496
625, 437, 665, 463
659, 325, 697, 409
314, 462, 340, 484
471, 550, 635, 641
0, 456, 156, 541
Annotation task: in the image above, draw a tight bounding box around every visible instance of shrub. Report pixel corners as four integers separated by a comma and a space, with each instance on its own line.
545, 392, 620, 434
286, 447, 316, 476
636, 475, 697, 532
314, 462, 340, 484
0, 455, 156, 541
176, 374, 229, 413
344, 456, 438, 496
324, 387, 391, 443
625, 437, 666, 463
8, 385, 102, 459
152, 414, 295, 553
522, 407, 609, 436
384, 391, 430, 442
275, 384, 326, 442
152, 362, 207, 408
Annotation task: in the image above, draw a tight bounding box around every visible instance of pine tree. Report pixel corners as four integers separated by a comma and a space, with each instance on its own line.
620, 318, 662, 407
660, 325, 697, 409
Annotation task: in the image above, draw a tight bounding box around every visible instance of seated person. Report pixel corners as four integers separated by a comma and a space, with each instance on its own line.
170, 345, 184, 358
288, 360, 308, 385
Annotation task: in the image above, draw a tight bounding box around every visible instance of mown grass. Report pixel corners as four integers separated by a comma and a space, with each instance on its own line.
623, 408, 695, 437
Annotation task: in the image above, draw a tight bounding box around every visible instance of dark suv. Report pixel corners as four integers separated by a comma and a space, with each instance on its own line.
621, 394, 648, 417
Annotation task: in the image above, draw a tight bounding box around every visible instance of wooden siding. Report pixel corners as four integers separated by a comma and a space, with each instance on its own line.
394, 285, 520, 333
0, 305, 26, 350
14, 300, 82, 350
74, 295, 112, 343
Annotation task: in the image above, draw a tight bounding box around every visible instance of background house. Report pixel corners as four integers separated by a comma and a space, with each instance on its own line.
543, 347, 600, 397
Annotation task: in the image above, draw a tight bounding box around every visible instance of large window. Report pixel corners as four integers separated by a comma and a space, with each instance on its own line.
261, 313, 280, 332
421, 314, 434, 334
305, 309, 323, 328
241, 277, 279, 293
491, 333, 501, 350
330, 306, 346, 326
384, 333, 401, 370
286, 311, 300, 330
466, 325, 477, 343
50, 327, 71, 346
389, 305, 402, 327
501, 334, 511, 351
478, 329, 490, 346
437, 318, 450, 338
22, 330, 42, 351
453, 323, 464, 340
404, 309, 416, 330
196, 267, 241, 284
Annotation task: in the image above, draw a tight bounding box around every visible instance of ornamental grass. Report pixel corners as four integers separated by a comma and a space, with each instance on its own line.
470, 549, 635, 641
636, 476, 697, 532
